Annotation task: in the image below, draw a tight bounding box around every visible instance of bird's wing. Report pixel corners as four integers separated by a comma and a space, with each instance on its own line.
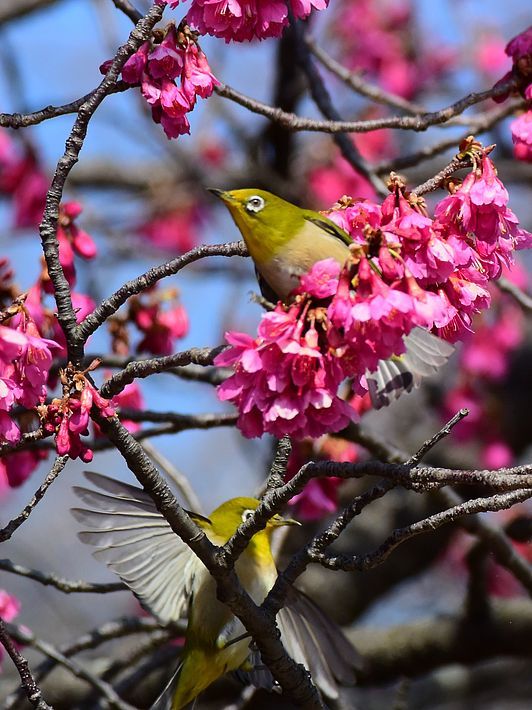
367, 327, 454, 409
303, 213, 353, 247
236, 587, 360, 699
71, 471, 204, 624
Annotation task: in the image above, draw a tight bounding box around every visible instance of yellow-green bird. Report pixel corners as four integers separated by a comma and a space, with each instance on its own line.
72, 472, 360, 709
209, 187, 453, 407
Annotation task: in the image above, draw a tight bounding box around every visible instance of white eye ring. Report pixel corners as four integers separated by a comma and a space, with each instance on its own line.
245, 195, 265, 213
241, 508, 255, 522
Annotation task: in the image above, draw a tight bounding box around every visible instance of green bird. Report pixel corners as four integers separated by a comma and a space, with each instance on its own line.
72, 472, 360, 709
209, 187, 453, 407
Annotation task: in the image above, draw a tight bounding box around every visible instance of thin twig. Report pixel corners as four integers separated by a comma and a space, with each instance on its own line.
77, 241, 248, 343
0, 456, 68, 543
406, 409, 469, 465
0, 558, 126, 593
3, 623, 136, 710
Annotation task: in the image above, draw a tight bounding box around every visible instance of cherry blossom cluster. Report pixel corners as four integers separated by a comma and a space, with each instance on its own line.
102, 23, 218, 139
39, 366, 116, 463
217, 146, 532, 440
442, 264, 527, 469
167, 0, 328, 43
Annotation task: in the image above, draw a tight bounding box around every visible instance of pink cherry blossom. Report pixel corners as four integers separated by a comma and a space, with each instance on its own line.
218, 147, 531, 441
105, 24, 219, 140
0, 590, 20, 622
178, 0, 328, 43
215, 304, 356, 439
41, 375, 115, 462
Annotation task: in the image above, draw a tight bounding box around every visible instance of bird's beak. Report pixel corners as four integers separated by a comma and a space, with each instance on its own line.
271, 513, 301, 528
207, 187, 233, 203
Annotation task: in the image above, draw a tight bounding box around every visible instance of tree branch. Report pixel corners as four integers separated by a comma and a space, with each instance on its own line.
0, 620, 52, 710
77, 241, 248, 343
0, 456, 68, 543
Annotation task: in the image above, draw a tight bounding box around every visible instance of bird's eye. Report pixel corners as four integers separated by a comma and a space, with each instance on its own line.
241, 509, 255, 522
245, 195, 265, 213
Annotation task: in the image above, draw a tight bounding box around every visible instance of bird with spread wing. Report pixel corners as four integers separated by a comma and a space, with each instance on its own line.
72, 472, 361, 709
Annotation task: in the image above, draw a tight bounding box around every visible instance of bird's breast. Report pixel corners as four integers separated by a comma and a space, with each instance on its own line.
260, 227, 350, 300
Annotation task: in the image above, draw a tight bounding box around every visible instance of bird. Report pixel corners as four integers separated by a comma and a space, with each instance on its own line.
208, 187, 454, 408
71, 472, 361, 709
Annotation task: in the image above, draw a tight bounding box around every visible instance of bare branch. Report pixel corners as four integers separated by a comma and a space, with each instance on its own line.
312, 488, 532, 571
77, 241, 248, 343
0, 620, 52, 710
0, 456, 68, 543
306, 36, 425, 115
498, 276, 532, 311
100, 345, 227, 397
0, 559, 126, 594
3, 623, 136, 710
215, 75, 516, 134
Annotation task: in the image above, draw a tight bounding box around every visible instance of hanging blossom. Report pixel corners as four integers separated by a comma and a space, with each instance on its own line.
217, 144, 532, 440
102, 23, 218, 139
166, 0, 328, 43
40, 202, 97, 294
39, 364, 115, 462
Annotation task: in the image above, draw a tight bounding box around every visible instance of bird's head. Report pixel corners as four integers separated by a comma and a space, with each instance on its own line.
208, 188, 303, 261
208, 496, 300, 543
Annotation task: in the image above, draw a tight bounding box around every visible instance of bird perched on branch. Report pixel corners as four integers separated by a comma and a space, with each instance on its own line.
209, 187, 453, 408
72, 472, 360, 709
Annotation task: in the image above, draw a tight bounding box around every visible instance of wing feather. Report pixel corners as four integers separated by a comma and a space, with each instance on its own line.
367, 327, 453, 409
71, 472, 203, 624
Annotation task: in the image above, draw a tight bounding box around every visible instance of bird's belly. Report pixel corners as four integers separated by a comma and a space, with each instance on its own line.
261, 233, 350, 300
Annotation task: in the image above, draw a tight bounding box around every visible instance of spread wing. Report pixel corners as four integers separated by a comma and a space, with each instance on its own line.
236, 587, 361, 699
71, 471, 204, 624
367, 327, 454, 409
303, 213, 353, 247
